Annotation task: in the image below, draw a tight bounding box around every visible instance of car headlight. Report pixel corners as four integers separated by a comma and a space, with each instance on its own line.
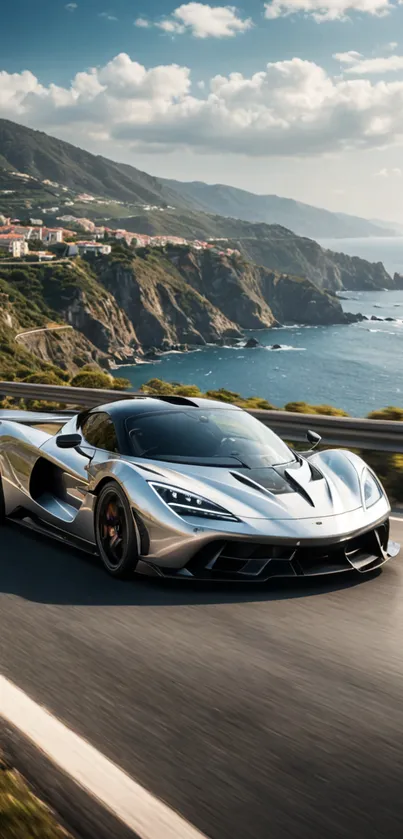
149, 482, 238, 521
362, 469, 383, 509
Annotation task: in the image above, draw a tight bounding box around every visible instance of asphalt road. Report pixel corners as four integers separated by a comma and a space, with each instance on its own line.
1, 519, 403, 839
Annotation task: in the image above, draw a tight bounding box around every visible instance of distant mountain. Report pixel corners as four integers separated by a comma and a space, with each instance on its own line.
0, 118, 398, 240
369, 218, 403, 236
0, 118, 182, 208
160, 178, 398, 239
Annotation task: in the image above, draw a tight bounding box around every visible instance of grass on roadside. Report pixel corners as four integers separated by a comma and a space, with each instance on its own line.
0, 756, 70, 839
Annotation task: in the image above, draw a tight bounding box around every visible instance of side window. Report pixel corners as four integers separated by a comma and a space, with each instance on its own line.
80, 413, 119, 453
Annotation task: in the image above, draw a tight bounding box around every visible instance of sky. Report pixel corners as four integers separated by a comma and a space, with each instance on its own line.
1, 1, 403, 223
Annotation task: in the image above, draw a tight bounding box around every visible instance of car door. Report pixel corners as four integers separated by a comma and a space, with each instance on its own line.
30, 412, 120, 537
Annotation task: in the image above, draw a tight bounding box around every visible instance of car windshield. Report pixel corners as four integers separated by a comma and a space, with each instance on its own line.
126, 409, 295, 468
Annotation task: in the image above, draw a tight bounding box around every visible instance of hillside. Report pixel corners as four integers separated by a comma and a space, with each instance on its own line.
106, 212, 393, 292
0, 119, 182, 208
0, 172, 394, 293
160, 178, 398, 239
0, 245, 353, 380
0, 118, 397, 239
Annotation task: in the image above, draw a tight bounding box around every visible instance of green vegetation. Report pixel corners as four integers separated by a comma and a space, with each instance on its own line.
368, 406, 403, 421
70, 370, 129, 390
0, 117, 180, 207
0, 756, 69, 839
284, 401, 349, 417
140, 379, 274, 410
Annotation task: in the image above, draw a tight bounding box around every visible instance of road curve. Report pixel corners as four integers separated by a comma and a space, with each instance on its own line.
1, 519, 403, 839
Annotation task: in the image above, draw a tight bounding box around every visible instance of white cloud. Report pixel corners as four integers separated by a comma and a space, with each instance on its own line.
65, 2, 78, 10
156, 19, 186, 34
264, 0, 394, 22
335, 51, 403, 74
134, 17, 150, 28
138, 4, 253, 38
99, 12, 118, 22
2, 53, 403, 159
375, 166, 402, 176
334, 51, 363, 64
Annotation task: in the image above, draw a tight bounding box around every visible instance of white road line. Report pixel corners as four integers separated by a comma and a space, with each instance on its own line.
390, 515, 403, 521
1, 676, 208, 839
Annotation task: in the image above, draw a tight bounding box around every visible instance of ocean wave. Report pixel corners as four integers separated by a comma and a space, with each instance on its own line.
161, 347, 203, 355
263, 345, 306, 351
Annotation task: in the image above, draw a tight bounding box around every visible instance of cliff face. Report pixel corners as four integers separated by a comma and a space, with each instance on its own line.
16, 328, 110, 373
234, 233, 393, 292
97, 254, 242, 347
167, 248, 348, 328
0, 246, 357, 379
63, 289, 139, 358
0, 288, 108, 378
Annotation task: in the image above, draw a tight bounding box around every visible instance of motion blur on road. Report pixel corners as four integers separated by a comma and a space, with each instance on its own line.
1, 519, 403, 839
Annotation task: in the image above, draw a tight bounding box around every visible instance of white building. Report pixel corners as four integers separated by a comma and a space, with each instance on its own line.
43, 228, 64, 244
0, 235, 29, 257
68, 242, 111, 256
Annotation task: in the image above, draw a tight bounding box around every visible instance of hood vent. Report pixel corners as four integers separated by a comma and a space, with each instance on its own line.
230, 471, 267, 495
230, 469, 293, 496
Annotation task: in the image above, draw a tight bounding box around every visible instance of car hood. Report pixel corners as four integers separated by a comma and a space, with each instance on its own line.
133, 449, 369, 520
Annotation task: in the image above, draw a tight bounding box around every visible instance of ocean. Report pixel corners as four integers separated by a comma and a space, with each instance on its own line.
113, 238, 403, 417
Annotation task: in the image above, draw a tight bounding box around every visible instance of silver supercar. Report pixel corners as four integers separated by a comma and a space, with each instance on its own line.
0, 396, 399, 581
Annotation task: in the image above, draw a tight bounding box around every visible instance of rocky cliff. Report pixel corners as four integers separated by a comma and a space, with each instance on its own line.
96, 252, 242, 348
234, 232, 393, 292
0, 246, 358, 379
16, 327, 110, 373
164, 248, 350, 328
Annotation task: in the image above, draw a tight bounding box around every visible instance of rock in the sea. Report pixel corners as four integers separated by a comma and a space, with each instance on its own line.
244, 337, 260, 348
143, 347, 161, 360
344, 312, 366, 323
385, 317, 395, 322
271, 344, 282, 350
370, 315, 383, 322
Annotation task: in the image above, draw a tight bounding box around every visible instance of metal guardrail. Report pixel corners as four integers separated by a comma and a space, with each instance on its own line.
0, 381, 402, 452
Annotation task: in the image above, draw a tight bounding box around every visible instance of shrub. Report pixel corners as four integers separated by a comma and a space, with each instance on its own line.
22, 372, 65, 385
239, 397, 275, 410
172, 384, 202, 397
113, 377, 131, 390
70, 371, 115, 389
368, 406, 403, 421
140, 378, 176, 395
285, 401, 349, 417
205, 388, 241, 404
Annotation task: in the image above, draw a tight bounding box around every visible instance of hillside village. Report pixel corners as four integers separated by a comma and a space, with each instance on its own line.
0, 169, 240, 260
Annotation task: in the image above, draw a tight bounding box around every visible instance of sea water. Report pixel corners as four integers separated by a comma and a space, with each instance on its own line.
113, 239, 403, 417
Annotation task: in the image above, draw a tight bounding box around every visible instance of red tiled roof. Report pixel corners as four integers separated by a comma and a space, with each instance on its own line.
0, 233, 25, 239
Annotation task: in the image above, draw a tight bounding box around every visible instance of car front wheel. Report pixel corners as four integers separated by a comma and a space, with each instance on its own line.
95, 481, 139, 578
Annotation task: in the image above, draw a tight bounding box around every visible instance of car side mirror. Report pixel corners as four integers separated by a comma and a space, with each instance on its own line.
306, 430, 321, 449
56, 433, 83, 449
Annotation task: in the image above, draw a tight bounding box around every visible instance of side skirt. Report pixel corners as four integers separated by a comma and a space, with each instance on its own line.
7, 509, 98, 556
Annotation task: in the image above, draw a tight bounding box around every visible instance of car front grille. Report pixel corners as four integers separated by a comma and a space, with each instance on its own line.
183, 521, 390, 581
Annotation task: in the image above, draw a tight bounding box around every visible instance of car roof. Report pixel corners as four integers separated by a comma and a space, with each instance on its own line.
92, 396, 242, 419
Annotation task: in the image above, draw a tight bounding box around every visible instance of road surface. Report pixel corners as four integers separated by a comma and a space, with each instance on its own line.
15, 324, 73, 342
1, 518, 403, 839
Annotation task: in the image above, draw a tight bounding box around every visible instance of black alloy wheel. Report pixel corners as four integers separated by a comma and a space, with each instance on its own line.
95, 482, 139, 578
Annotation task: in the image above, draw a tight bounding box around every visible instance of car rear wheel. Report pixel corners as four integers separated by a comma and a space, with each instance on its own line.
95, 482, 139, 578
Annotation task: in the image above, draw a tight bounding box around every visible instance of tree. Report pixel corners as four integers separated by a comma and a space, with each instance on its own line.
28, 239, 43, 251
